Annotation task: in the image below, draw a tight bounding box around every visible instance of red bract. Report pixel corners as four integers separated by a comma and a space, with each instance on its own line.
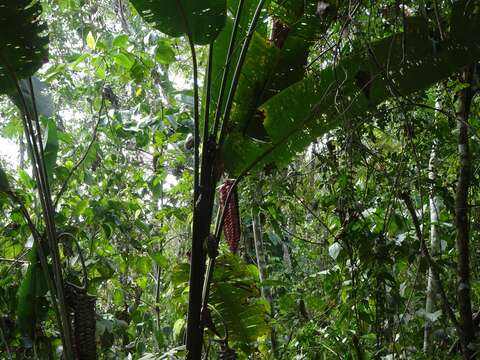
219, 179, 241, 254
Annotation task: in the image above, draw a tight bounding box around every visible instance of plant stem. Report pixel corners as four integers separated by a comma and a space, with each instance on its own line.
11, 76, 75, 360
212, 0, 245, 138
176, 3, 217, 358
218, 0, 267, 145
401, 193, 461, 337
252, 208, 277, 355
424, 138, 440, 354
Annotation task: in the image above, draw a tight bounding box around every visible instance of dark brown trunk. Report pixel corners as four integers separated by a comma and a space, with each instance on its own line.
455, 65, 475, 359
185, 146, 217, 360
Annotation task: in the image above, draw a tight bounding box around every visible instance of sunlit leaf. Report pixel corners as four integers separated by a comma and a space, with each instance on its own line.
43, 117, 58, 183
86, 31, 96, 49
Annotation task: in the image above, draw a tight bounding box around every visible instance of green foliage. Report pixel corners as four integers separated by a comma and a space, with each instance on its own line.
0, 0, 480, 358
0, 0, 49, 94
171, 254, 270, 354
224, 12, 480, 175
43, 117, 59, 184
0, 165, 10, 192
16, 245, 48, 347
129, 0, 227, 45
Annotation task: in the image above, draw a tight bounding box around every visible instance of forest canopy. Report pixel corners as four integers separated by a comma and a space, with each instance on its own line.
0, 0, 480, 359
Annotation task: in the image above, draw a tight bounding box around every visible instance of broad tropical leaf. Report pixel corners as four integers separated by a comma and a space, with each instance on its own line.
170, 254, 269, 353
209, 0, 329, 139
9, 77, 54, 120
0, 1, 48, 94
129, 0, 227, 45
43, 118, 59, 184
223, 8, 480, 175
209, 255, 270, 353
16, 244, 48, 347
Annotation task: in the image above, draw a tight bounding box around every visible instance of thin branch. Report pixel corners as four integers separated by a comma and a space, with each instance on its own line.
400, 192, 461, 333
218, 0, 268, 145
212, 0, 245, 137
54, 97, 105, 208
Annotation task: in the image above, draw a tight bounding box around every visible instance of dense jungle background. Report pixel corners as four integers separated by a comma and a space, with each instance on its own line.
1, 0, 480, 359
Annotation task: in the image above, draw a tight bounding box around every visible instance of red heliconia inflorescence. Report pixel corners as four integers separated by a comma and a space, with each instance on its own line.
219, 179, 241, 254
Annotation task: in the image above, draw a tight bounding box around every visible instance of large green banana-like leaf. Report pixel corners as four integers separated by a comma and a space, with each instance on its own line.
223, 6, 480, 175
209, 0, 334, 139
129, 0, 226, 45
0, 1, 48, 94
43, 117, 59, 183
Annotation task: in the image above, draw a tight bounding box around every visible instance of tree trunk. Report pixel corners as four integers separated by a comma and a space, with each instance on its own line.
455, 65, 475, 359
424, 139, 440, 354
185, 147, 217, 359
252, 210, 277, 356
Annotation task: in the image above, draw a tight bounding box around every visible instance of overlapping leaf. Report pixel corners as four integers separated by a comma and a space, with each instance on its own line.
223, 5, 480, 175
209, 0, 329, 139
0, 1, 48, 94
129, 0, 227, 45
171, 254, 269, 352
16, 245, 48, 347
209, 254, 269, 349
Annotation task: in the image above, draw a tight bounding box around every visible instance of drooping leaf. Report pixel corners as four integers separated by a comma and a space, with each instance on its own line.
209, 255, 269, 351
86, 31, 96, 50
9, 76, 54, 119
129, 0, 227, 45
0, 1, 49, 94
0, 166, 10, 192
43, 118, 59, 183
223, 11, 480, 175
155, 40, 176, 65
208, 0, 327, 141
170, 255, 269, 353
16, 244, 48, 347
328, 242, 342, 260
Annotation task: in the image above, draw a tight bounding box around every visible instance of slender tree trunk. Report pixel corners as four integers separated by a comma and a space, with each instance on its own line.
154, 147, 165, 350
424, 139, 440, 354
185, 144, 217, 359
282, 241, 293, 272
186, 182, 216, 359
455, 66, 475, 359
252, 210, 277, 356
19, 134, 25, 169
283, 218, 295, 273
